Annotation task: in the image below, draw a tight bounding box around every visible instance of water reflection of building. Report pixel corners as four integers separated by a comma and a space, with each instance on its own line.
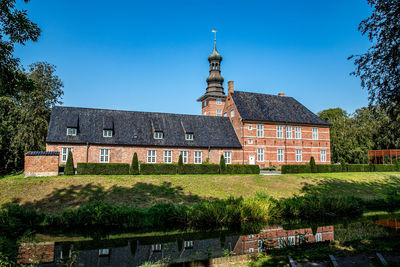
233, 225, 334, 255
17, 225, 334, 266
375, 219, 400, 229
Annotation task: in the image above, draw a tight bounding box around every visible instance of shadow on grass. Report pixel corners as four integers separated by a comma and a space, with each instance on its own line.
4, 181, 216, 214
299, 175, 400, 199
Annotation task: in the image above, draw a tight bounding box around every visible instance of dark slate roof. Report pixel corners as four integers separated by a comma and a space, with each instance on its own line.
46, 106, 242, 148
231, 91, 331, 126
26, 151, 59, 156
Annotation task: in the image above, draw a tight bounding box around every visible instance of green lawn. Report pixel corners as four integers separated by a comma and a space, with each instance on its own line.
1, 172, 399, 214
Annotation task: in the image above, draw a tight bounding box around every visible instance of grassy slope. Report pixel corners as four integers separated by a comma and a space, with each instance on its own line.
1, 172, 399, 214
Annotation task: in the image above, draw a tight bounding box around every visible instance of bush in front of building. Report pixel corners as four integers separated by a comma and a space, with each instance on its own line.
181, 164, 220, 174
226, 164, 260, 174
64, 151, 74, 175
77, 163, 130, 175
219, 155, 226, 174
346, 164, 371, 172
281, 164, 312, 174
140, 164, 177, 175
130, 153, 139, 175
177, 155, 184, 174
309, 156, 317, 173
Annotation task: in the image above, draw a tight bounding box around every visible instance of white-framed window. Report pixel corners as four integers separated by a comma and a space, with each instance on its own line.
204, 111, 207, 115
223, 112, 227, 117
185, 133, 194, 141
257, 124, 264, 137
278, 237, 286, 248
180, 151, 188, 163
152, 244, 162, 252
315, 233, 322, 242
147, 150, 156, 163
286, 126, 292, 139
154, 131, 163, 139
249, 248, 254, 253
277, 149, 284, 162
61, 147, 72, 162
103, 129, 113, 137
295, 126, 301, 139
296, 149, 302, 162
297, 235, 305, 245
216, 109, 222, 116
66, 127, 77, 136
320, 150, 327, 162
98, 249, 109, 256
224, 151, 232, 164
249, 234, 254, 239
248, 125, 253, 130
100, 148, 110, 163
312, 127, 318, 140
288, 236, 295, 246
276, 125, 283, 139
184, 240, 194, 249
203, 100, 207, 107
164, 150, 172, 163
216, 98, 222, 105
194, 151, 202, 164
230, 109, 235, 117
257, 148, 264, 162
248, 139, 253, 144
258, 240, 263, 248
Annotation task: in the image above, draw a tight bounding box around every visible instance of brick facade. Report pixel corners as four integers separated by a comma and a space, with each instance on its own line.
223, 92, 331, 167
24, 153, 59, 177
201, 97, 226, 117
46, 143, 243, 166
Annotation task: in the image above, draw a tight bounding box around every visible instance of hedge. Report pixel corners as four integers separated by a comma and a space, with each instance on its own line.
140, 164, 177, 175
77, 163, 130, 175
226, 164, 260, 174
181, 164, 220, 174
282, 163, 399, 174
281, 165, 311, 174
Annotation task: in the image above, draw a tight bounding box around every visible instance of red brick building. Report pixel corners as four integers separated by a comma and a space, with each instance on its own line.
29, 42, 330, 172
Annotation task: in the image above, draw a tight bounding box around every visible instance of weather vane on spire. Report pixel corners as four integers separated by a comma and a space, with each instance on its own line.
212, 29, 217, 45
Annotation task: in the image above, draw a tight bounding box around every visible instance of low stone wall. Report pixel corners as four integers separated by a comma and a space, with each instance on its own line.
24, 151, 59, 177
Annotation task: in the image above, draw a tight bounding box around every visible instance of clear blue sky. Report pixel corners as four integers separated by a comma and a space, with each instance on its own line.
15, 0, 372, 115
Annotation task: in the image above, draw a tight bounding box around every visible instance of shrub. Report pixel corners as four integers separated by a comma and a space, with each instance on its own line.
347, 164, 371, 172
281, 165, 311, 174
310, 157, 316, 173
140, 164, 177, 175
219, 155, 226, 174
316, 164, 331, 173
394, 158, 400, 171
181, 164, 220, 174
77, 163, 130, 175
375, 164, 396, 172
340, 158, 347, 172
130, 153, 139, 175
330, 164, 343, 172
64, 151, 74, 175
177, 154, 184, 174
226, 164, 260, 174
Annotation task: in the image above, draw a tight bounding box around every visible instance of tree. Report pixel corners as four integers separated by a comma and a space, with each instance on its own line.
1, 0, 41, 96
64, 151, 74, 175
219, 155, 226, 174
349, 0, 400, 144
309, 156, 316, 173
131, 152, 139, 175
177, 154, 184, 174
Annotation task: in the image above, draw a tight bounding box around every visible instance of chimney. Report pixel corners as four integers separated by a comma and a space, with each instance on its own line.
228, 81, 234, 94
278, 93, 285, 97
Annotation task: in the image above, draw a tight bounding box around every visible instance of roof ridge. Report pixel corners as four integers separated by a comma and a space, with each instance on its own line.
54, 105, 228, 120
234, 90, 291, 98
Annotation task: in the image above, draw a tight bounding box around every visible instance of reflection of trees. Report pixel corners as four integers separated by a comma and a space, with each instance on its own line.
334, 221, 391, 243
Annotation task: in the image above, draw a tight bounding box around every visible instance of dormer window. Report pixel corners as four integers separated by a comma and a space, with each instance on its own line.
154, 131, 163, 139
66, 128, 77, 136
103, 129, 113, 137
185, 133, 194, 141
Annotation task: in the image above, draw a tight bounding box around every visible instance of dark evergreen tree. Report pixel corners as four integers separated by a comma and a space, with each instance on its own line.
219, 155, 226, 174
310, 156, 316, 173
64, 151, 74, 175
130, 152, 139, 175
177, 154, 184, 174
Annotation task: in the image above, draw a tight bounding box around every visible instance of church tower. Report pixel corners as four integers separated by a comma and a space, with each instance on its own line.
197, 38, 226, 116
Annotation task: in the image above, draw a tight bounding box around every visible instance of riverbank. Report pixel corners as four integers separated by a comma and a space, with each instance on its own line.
1, 172, 400, 214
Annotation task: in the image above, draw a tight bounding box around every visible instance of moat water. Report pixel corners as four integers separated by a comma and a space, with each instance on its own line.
17, 212, 400, 266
